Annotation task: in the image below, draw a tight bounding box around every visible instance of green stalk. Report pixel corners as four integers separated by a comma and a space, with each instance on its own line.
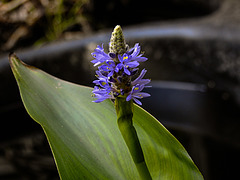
115, 97, 152, 180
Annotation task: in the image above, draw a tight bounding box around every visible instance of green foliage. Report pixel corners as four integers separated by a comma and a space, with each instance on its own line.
9, 54, 203, 180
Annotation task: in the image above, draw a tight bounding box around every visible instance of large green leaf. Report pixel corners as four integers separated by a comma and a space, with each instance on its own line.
9, 54, 203, 180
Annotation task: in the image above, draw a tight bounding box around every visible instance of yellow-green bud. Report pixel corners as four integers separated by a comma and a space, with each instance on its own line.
109, 25, 127, 55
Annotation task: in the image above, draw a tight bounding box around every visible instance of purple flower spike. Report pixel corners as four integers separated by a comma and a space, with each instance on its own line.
92, 25, 151, 105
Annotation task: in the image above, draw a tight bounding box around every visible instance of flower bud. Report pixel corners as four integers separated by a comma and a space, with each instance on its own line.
109, 25, 127, 55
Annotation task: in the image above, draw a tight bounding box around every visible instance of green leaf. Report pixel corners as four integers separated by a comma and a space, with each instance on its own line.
9, 54, 203, 180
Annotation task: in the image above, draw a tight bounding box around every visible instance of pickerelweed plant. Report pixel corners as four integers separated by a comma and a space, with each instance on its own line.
9, 25, 204, 180
91, 25, 150, 105
92, 25, 152, 179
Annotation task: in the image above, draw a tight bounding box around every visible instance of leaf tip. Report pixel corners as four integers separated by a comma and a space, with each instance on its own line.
9, 52, 21, 69
9, 52, 38, 72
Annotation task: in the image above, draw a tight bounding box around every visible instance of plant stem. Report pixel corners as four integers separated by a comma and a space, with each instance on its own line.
115, 97, 152, 180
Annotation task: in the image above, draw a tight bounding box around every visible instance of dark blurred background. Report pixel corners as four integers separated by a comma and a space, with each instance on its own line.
0, 0, 219, 53
1, 0, 240, 179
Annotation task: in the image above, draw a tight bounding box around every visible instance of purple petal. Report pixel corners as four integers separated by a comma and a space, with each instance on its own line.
126, 94, 132, 101
106, 60, 115, 67
91, 44, 111, 66
115, 63, 123, 72
134, 56, 148, 62
93, 95, 109, 103
93, 99, 104, 103
91, 59, 103, 66
92, 88, 110, 95
132, 69, 147, 85
118, 54, 124, 63
99, 64, 111, 72
126, 61, 139, 68
139, 84, 145, 91
132, 97, 142, 105
93, 80, 100, 85
133, 92, 151, 98
124, 67, 131, 75
131, 43, 141, 58
98, 79, 109, 88
96, 70, 107, 79
138, 79, 151, 85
